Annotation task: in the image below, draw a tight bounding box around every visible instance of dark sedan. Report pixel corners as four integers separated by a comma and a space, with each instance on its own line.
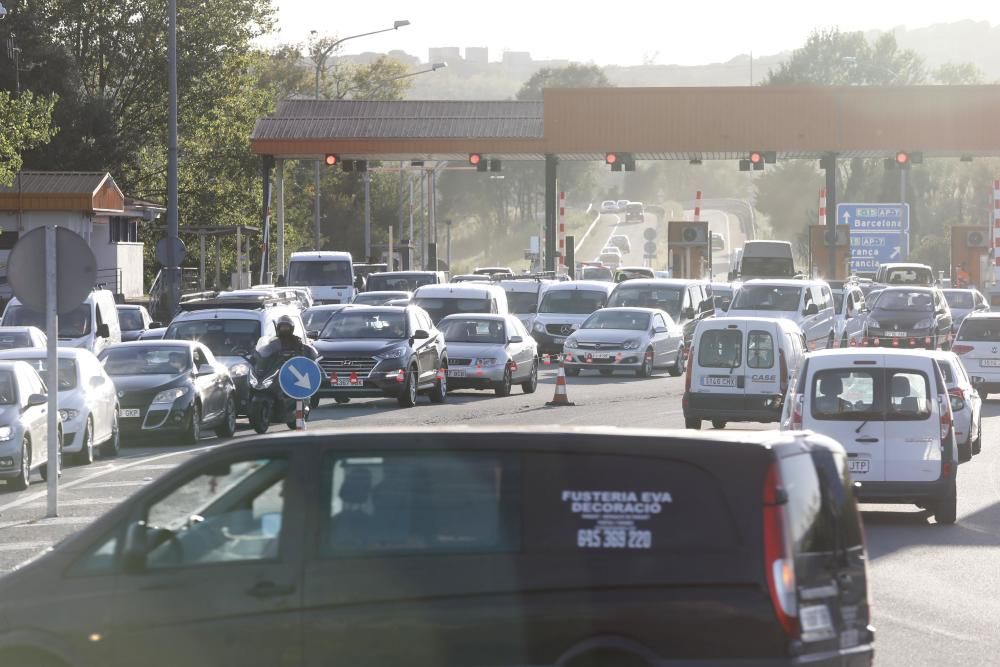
313, 306, 447, 407
863, 287, 953, 349
99, 341, 237, 443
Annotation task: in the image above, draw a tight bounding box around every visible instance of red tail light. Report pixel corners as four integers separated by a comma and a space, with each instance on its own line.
779, 349, 788, 395
789, 394, 804, 431
951, 344, 974, 355
762, 462, 799, 638
685, 346, 694, 392
938, 394, 953, 441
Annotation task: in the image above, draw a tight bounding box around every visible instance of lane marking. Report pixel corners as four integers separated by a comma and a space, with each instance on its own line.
76, 480, 152, 490
575, 211, 610, 251
19, 498, 122, 509
0, 541, 50, 553
0, 516, 94, 529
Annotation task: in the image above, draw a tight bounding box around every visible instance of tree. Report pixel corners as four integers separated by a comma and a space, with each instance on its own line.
765, 30, 924, 86
516, 63, 610, 100
0, 92, 57, 186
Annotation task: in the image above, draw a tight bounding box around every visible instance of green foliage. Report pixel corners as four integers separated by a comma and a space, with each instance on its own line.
766, 30, 923, 85
516, 63, 610, 100
0, 92, 57, 186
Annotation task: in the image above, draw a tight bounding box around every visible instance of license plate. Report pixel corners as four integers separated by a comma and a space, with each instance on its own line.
586, 352, 613, 359
335, 378, 357, 386
848, 459, 870, 474
980, 359, 1000, 368
702, 375, 737, 387
120, 409, 141, 418
447, 369, 466, 378
882, 332, 906, 338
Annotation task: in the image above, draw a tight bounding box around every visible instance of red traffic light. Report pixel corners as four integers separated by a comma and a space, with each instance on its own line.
895, 151, 910, 165
749, 151, 763, 164
324, 154, 338, 166
605, 152, 618, 165
469, 153, 482, 166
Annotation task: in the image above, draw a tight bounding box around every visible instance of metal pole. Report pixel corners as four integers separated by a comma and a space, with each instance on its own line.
364, 171, 372, 262
398, 161, 405, 241
313, 57, 323, 251
45, 226, 58, 517
408, 176, 414, 246
276, 159, 285, 277
388, 225, 394, 272
429, 169, 437, 266
420, 170, 427, 265
825, 154, 838, 278
446, 220, 452, 270
544, 154, 559, 272
166, 0, 180, 314
236, 226, 242, 289
214, 235, 221, 289
199, 233, 206, 291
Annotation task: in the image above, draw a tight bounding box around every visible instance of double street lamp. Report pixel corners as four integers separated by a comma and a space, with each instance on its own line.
311, 20, 410, 251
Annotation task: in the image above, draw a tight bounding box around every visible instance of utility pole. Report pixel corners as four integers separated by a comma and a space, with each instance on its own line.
165, 0, 180, 313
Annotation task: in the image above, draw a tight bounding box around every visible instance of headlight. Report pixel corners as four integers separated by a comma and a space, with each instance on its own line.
151, 387, 188, 405
476, 358, 500, 367
58, 409, 80, 422
533, 321, 545, 333
229, 362, 249, 377
0, 426, 12, 441
564, 337, 578, 349
866, 319, 880, 330
915, 318, 936, 330
623, 338, 641, 350
377, 347, 407, 360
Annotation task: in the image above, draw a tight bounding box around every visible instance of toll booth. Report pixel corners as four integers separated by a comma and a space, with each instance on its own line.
808, 225, 850, 280
668, 220, 710, 279
950, 225, 989, 289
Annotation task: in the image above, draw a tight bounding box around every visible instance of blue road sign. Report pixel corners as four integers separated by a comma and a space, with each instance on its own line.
838, 203, 910, 273
278, 356, 323, 400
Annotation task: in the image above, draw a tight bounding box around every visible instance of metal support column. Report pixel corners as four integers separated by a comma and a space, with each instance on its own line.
236, 226, 243, 289
165, 0, 180, 315
364, 171, 372, 262
199, 233, 206, 291
544, 154, 559, 272
215, 236, 221, 289
259, 156, 274, 284
446, 220, 452, 270
429, 169, 438, 268
824, 153, 838, 278
275, 158, 285, 277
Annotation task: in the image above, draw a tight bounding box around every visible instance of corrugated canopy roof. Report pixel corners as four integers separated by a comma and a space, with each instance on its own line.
0, 171, 113, 195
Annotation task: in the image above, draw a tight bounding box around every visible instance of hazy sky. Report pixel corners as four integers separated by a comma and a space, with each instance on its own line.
268, 1, 997, 66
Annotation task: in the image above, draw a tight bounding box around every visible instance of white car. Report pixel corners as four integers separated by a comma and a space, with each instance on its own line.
0, 326, 47, 350
599, 200, 618, 214
931, 350, 982, 462
438, 314, 538, 396
832, 284, 867, 348
563, 307, 685, 378
531, 281, 615, 356
726, 279, 836, 351
711, 232, 726, 252
0, 360, 59, 490
952, 312, 1000, 399
0, 348, 119, 464
783, 348, 958, 524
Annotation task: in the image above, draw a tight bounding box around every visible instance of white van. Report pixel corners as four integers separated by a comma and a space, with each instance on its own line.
285, 251, 356, 305
737, 240, 796, 279
684, 317, 806, 430
411, 283, 508, 324
784, 348, 958, 524
530, 280, 615, 355
500, 277, 556, 332
1, 289, 121, 355
727, 278, 836, 350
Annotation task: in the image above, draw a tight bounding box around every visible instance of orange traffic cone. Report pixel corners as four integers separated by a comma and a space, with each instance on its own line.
546, 364, 576, 406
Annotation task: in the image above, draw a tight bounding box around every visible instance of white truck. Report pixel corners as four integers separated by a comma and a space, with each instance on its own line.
284, 251, 356, 305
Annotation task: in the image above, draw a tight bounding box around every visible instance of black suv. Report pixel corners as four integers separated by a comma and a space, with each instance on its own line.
0, 428, 872, 667
863, 286, 953, 349
313, 306, 447, 407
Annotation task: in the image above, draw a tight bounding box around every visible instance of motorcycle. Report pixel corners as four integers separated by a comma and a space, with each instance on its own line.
246, 359, 314, 434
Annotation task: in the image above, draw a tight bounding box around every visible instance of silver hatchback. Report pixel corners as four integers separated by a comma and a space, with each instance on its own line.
440, 314, 538, 396
0, 360, 58, 491
563, 307, 685, 378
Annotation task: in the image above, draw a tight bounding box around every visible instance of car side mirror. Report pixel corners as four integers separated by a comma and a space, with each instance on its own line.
306, 330, 320, 340
804, 303, 819, 316
683, 307, 695, 320
197, 364, 215, 377
508, 335, 523, 344
26, 393, 46, 408
655, 326, 668, 334
149, 321, 163, 329
122, 520, 151, 574
90, 376, 106, 388
412, 330, 430, 340
97, 323, 111, 338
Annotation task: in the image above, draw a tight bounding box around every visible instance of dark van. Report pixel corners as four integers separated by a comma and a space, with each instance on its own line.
0, 428, 872, 667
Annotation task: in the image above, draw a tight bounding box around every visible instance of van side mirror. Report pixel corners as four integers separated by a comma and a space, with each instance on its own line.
90, 376, 106, 388
803, 303, 819, 316
97, 323, 111, 338
412, 330, 430, 340
508, 335, 523, 344
197, 364, 215, 377
149, 321, 163, 329
26, 393, 47, 408
306, 330, 320, 340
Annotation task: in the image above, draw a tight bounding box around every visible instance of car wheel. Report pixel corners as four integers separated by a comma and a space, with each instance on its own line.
565, 366, 580, 377
685, 418, 701, 430
214, 394, 237, 438
429, 364, 448, 403
334, 396, 351, 404
972, 422, 982, 455
636, 348, 654, 378
521, 360, 538, 394
8, 438, 29, 491
310, 395, 321, 409
958, 440, 972, 463
75, 417, 95, 466
397, 366, 418, 408
39, 434, 61, 481
495, 365, 512, 397
101, 409, 121, 457
712, 419, 727, 430
668, 346, 685, 377
934, 480, 957, 525
184, 403, 201, 445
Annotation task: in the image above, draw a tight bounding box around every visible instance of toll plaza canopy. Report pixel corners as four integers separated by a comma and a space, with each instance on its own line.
250, 85, 1000, 272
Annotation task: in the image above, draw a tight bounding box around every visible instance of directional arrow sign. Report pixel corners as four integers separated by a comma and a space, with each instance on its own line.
278, 356, 323, 400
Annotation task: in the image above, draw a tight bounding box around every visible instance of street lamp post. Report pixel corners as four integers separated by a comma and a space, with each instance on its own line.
166, 0, 180, 315
311, 20, 409, 252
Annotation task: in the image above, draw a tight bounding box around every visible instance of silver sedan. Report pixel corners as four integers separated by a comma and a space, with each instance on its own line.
0, 360, 59, 490
563, 307, 685, 378
439, 314, 538, 396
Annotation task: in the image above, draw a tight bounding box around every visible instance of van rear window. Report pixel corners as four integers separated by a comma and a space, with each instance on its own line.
747, 331, 774, 369
698, 329, 742, 368
887, 370, 931, 420
811, 370, 880, 420
957, 319, 1000, 341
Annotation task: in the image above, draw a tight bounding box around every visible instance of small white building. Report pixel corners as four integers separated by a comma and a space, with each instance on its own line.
0, 172, 163, 299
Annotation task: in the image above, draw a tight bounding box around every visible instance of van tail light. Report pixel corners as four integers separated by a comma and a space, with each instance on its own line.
685, 346, 694, 392
762, 462, 799, 639
789, 394, 804, 431
938, 394, 953, 442
951, 344, 974, 356
779, 349, 788, 395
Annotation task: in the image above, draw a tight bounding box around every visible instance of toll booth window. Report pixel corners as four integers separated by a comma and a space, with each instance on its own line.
698, 330, 742, 369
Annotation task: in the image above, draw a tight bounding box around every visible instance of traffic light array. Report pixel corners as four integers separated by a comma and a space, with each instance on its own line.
468, 154, 502, 172
605, 153, 636, 172
885, 151, 923, 169
739, 151, 776, 171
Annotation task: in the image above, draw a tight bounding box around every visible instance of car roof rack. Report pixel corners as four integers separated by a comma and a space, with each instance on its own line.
496, 271, 554, 282
179, 293, 291, 312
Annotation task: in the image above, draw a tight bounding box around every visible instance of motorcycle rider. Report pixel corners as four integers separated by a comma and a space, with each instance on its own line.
249, 315, 320, 430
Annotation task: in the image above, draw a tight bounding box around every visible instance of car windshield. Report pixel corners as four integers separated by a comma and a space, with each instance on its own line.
302, 308, 343, 332
885, 267, 933, 285
731, 285, 802, 311
874, 290, 934, 312
539, 290, 607, 315
713, 288, 733, 311
439, 318, 506, 344
3, 304, 91, 339
118, 310, 145, 331
286, 260, 353, 287
607, 286, 682, 318
412, 297, 492, 323
165, 319, 261, 356
944, 291, 975, 309
581, 310, 651, 331
20, 358, 77, 390
580, 266, 613, 281
366, 274, 436, 292
353, 292, 405, 306
0, 371, 15, 404
321, 311, 407, 339
504, 290, 538, 314
0, 332, 32, 349
101, 347, 192, 376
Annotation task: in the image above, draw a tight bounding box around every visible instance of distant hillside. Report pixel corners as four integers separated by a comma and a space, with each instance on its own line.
874, 21, 1000, 81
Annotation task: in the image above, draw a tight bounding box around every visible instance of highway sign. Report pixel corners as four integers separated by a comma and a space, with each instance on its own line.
837, 203, 909, 232
278, 356, 323, 400
838, 203, 910, 273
